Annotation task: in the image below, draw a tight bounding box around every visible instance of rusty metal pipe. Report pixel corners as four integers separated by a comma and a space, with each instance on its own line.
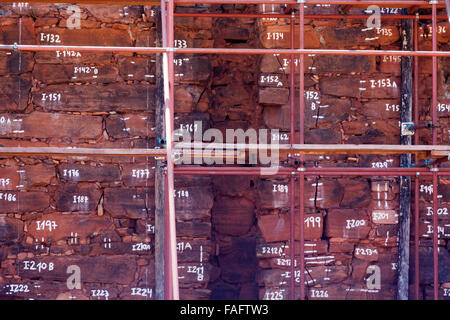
414, 15, 421, 301
174, 0, 445, 5
298, 2, 306, 301
432, 166, 439, 300
173, 12, 448, 20
289, 14, 296, 300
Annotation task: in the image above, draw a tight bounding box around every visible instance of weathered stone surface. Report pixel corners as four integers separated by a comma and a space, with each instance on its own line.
258, 88, 289, 105
58, 163, 120, 182
320, 76, 400, 99
121, 163, 155, 187
33, 63, 119, 84
258, 265, 348, 288
18, 255, 137, 284
177, 240, 212, 263
325, 209, 370, 239
0, 112, 103, 140
360, 100, 401, 119
372, 210, 398, 224
0, 166, 21, 190
22, 164, 55, 188
55, 183, 102, 212
314, 26, 400, 48
175, 55, 211, 83
104, 187, 154, 219
260, 25, 320, 49
84, 5, 143, 23
0, 17, 36, 44
312, 55, 376, 74
0, 52, 34, 75
303, 178, 343, 209
258, 213, 323, 243
304, 128, 341, 144
0, 217, 23, 245
175, 86, 210, 113
26, 213, 114, 242
176, 221, 211, 239
258, 179, 289, 209
0, 77, 32, 112
218, 237, 258, 284
37, 28, 132, 46
0, 191, 49, 213
105, 114, 155, 139
354, 245, 379, 261
175, 186, 214, 215
34, 51, 113, 64
178, 262, 210, 286
260, 54, 314, 74
212, 196, 255, 236
34, 84, 155, 112
339, 178, 371, 208
256, 240, 328, 259
118, 56, 155, 82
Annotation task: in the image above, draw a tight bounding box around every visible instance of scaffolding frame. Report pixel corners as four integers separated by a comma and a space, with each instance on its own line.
0, 0, 450, 300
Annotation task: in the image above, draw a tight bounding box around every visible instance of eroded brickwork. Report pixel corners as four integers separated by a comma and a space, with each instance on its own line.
0, 2, 449, 300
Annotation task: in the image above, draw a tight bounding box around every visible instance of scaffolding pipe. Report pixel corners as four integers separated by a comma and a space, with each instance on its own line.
432, 1, 439, 301
446, 0, 450, 23
1, 45, 450, 57
413, 15, 421, 301
298, 2, 306, 300
174, 12, 449, 20
175, 0, 446, 5
174, 166, 450, 175
289, 13, 296, 300
162, 0, 179, 300
432, 166, 439, 300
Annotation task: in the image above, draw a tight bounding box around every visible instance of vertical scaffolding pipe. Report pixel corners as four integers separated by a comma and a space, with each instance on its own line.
298, 0, 305, 300
163, 0, 179, 300
154, 5, 166, 300
413, 15, 420, 300
289, 13, 296, 300
431, 1, 439, 301
397, 10, 413, 300
432, 2, 438, 146
432, 165, 439, 300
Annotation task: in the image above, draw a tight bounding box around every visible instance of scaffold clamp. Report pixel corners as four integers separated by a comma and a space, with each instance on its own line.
401, 122, 415, 136
13, 43, 18, 52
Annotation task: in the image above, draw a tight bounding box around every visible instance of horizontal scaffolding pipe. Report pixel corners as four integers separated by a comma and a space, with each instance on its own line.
174, 143, 450, 154
0, 147, 167, 158
174, 12, 449, 20
0, 44, 450, 57
2, 0, 447, 7
174, 0, 446, 5
175, 166, 450, 176
0, 144, 448, 157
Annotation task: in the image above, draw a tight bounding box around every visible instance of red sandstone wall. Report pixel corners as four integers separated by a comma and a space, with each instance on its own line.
0, 2, 448, 300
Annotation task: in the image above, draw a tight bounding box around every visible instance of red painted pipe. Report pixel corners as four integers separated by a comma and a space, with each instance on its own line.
174, 12, 448, 20
432, 166, 439, 300
298, 2, 305, 301
432, 5, 439, 146
289, 176, 295, 299
413, 16, 420, 301
174, 0, 445, 5
289, 14, 296, 301
432, 3, 439, 301
163, 0, 179, 300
